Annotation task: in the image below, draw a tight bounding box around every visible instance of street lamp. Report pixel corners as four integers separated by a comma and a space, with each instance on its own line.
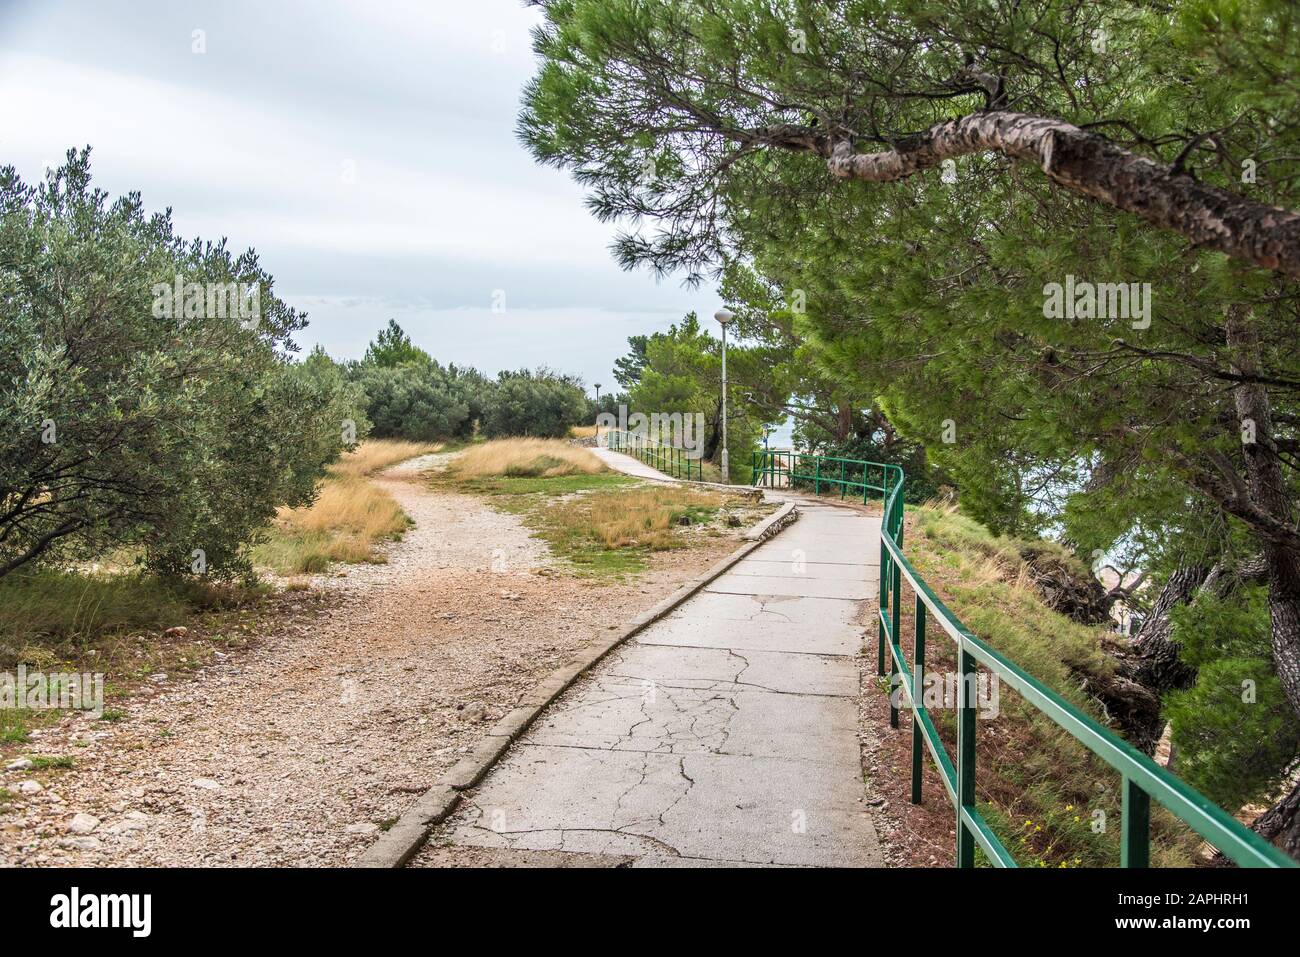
714, 308, 734, 483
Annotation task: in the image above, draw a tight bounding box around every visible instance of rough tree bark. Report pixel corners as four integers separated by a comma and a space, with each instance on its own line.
1110, 563, 1209, 753
1224, 308, 1300, 855
744, 111, 1300, 278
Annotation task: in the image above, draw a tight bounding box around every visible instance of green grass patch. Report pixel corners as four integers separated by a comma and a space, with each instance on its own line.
0, 568, 191, 656
27, 754, 74, 770
434, 470, 737, 578
446, 473, 634, 498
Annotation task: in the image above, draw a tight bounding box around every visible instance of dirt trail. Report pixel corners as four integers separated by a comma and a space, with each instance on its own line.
0, 454, 739, 866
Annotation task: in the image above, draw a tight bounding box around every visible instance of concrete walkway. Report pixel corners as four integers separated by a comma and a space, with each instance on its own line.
426, 474, 884, 867
588, 445, 675, 481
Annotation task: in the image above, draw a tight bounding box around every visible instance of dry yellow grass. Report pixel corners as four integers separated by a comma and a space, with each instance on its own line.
451, 438, 605, 478
331, 439, 441, 478
568, 424, 599, 439
253, 439, 436, 574
550, 486, 724, 552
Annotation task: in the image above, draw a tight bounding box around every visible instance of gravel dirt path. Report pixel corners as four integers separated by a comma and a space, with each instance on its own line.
0, 453, 745, 866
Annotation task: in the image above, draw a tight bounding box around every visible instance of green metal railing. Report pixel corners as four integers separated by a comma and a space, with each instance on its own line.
604, 429, 703, 481
750, 449, 900, 503
778, 450, 1294, 868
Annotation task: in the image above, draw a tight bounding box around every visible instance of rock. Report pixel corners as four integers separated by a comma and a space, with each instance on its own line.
63, 836, 101, 851
459, 701, 487, 722
105, 813, 148, 835
164, 626, 188, 638
190, 777, 221, 790
68, 813, 100, 835
16, 781, 43, 795
5, 758, 33, 772
345, 822, 379, 835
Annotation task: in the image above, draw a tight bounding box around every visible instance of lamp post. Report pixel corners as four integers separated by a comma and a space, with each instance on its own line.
714, 308, 734, 483
594, 382, 601, 409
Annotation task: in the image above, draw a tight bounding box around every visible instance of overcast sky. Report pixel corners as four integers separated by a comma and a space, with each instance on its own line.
0, 0, 727, 391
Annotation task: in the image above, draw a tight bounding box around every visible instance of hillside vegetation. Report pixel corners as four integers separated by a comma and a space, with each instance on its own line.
887, 504, 1202, 868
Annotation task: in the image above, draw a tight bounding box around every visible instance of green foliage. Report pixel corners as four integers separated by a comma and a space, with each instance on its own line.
353, 323, 587, 442
519, 0, 1300, 553
363, 319, 431, 368
1166, 587, 1300, 809
482, 369, 588, 439
0, 150, 355, 580
359, 362, 473, 441
612, 335, 648, 389
0, 567, 191, 659
627, 312, 773, 481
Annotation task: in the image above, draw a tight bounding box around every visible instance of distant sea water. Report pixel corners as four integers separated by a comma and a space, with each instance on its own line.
764, 415, 796, 450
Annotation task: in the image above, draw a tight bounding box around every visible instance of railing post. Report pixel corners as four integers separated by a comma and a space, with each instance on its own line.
877, 537, 887, 677
814, 457, 821, 495
840, 459, 846, 498
890, 556, 901, 681
1122, 777, 1151, 868
956, 644, 977, 868
911, 596, 926, 804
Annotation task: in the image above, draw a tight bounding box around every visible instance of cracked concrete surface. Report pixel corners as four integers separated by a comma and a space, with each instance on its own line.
419, 498, 884, 868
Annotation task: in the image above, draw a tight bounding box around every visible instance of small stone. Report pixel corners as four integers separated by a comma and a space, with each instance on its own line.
68, 813, 100, 835
16, 780, 42, 795
190, 777, 221, 790
5, 758, 33, 772
64, 836, 101, 851
345, 822, 379, 835
164, 626, 188, 638
460, 701, 487, 721
105, 815, 147, 835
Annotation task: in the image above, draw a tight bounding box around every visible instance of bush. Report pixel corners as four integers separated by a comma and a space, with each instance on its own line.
0, 150, 357, 581
358, 362, 472, 441
1165, 586, 1300, 809
482, 370, 587, 439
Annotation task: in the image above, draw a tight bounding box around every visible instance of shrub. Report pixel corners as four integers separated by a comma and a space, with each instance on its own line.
358, 363, 471, 441
482, 370, 588, 439
0, 150, 357, 581
1165, 586, 1300, 809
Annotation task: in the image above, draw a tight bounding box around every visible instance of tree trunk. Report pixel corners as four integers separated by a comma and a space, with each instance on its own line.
1225, 310, 1300, 726
835, 401, 852, 443
1248, 777, 1300, 861
1112, 563, 1209, 752
812, 111, 1300, 279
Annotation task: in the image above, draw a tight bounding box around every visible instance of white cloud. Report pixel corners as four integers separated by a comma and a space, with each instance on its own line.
0, 0, 721, 385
